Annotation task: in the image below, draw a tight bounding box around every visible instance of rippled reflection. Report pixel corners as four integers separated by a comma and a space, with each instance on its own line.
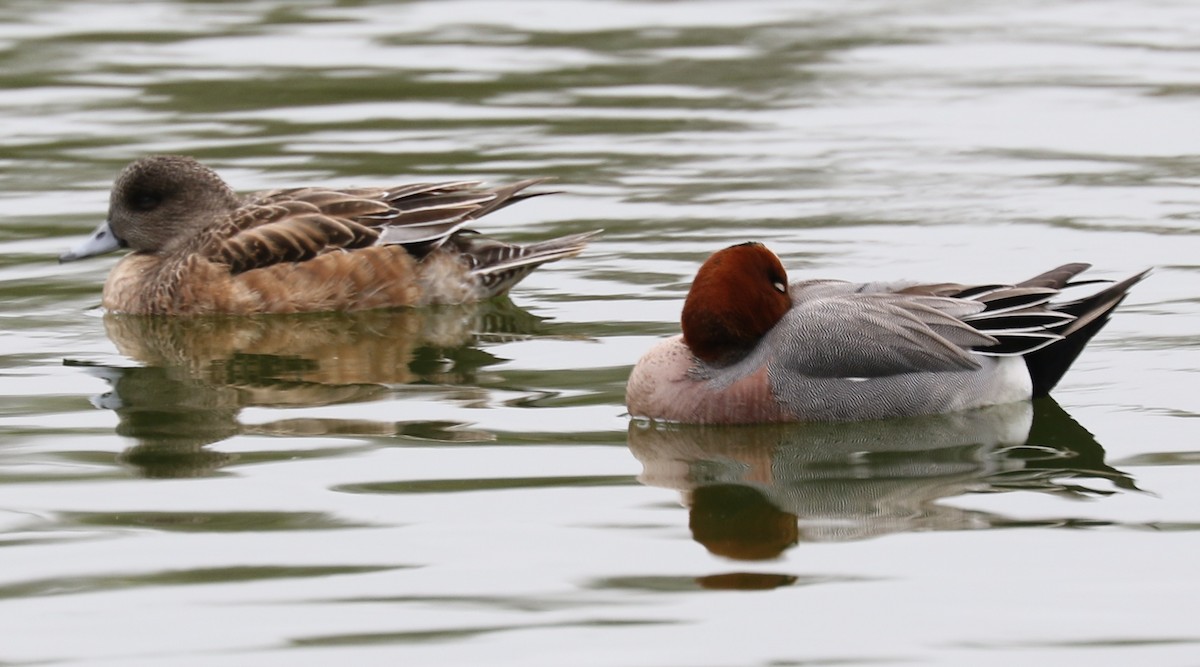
629, 400, 1136, 561
68, 300, 544, 477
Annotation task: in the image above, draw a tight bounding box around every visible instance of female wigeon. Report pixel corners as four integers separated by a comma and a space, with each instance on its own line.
626, 242, 1149, 423
60, 155, 598, 315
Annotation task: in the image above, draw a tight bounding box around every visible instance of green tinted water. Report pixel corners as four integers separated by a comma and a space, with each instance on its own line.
1, 1, 1197, 665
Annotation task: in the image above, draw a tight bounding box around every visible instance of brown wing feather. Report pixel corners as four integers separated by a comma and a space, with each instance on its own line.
201, 181, 547, 276
204, 199, 383, 275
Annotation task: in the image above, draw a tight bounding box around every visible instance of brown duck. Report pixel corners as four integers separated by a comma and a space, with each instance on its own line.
60, 155, 598, 315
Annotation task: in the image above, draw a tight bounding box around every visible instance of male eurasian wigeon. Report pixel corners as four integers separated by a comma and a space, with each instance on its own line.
626, 242, 1148, 423
60, 155, 597, 315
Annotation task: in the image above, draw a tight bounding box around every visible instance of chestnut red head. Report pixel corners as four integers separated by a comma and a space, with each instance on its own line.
681, 242, 791, 364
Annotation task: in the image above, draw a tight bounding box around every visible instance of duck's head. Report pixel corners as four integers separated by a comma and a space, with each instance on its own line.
60, 155, 240, 262
681, 242, 792, 365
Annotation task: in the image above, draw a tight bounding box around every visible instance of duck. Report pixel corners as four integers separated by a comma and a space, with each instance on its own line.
626, 242, 1149, 424
59, 155, 598, 315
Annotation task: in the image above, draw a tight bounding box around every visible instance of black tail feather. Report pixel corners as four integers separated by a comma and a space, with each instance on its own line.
1022, 268, 1151, 397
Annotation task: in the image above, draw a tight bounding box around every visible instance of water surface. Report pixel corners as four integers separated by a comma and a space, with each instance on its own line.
1, 1, 1198, 665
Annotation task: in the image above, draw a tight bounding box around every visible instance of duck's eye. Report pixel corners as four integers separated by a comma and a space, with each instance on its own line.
131, 193, 162, 211
772, 281, 787, 293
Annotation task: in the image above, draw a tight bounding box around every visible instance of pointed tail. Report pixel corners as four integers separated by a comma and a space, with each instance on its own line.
454, 230, 601, 299
1020, 266, 1151, 397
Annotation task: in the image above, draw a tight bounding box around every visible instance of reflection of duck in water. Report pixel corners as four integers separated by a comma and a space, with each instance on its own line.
628, 400, 1135, 560
71, 301, 543, 477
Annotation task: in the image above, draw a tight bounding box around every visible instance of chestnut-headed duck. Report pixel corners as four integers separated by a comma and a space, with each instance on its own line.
626, 242, 1149, 424
59, 155, 598, 315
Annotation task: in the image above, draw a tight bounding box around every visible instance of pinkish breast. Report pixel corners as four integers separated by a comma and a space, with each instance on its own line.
626, 335, 792, 424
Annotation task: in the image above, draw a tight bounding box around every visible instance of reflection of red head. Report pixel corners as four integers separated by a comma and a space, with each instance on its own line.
696, 572, 798, 590
688, 484, 799, 560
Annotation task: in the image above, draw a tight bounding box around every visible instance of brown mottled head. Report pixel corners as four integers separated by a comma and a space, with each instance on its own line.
107, 155, 241, 253
681, 242, 792, 364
